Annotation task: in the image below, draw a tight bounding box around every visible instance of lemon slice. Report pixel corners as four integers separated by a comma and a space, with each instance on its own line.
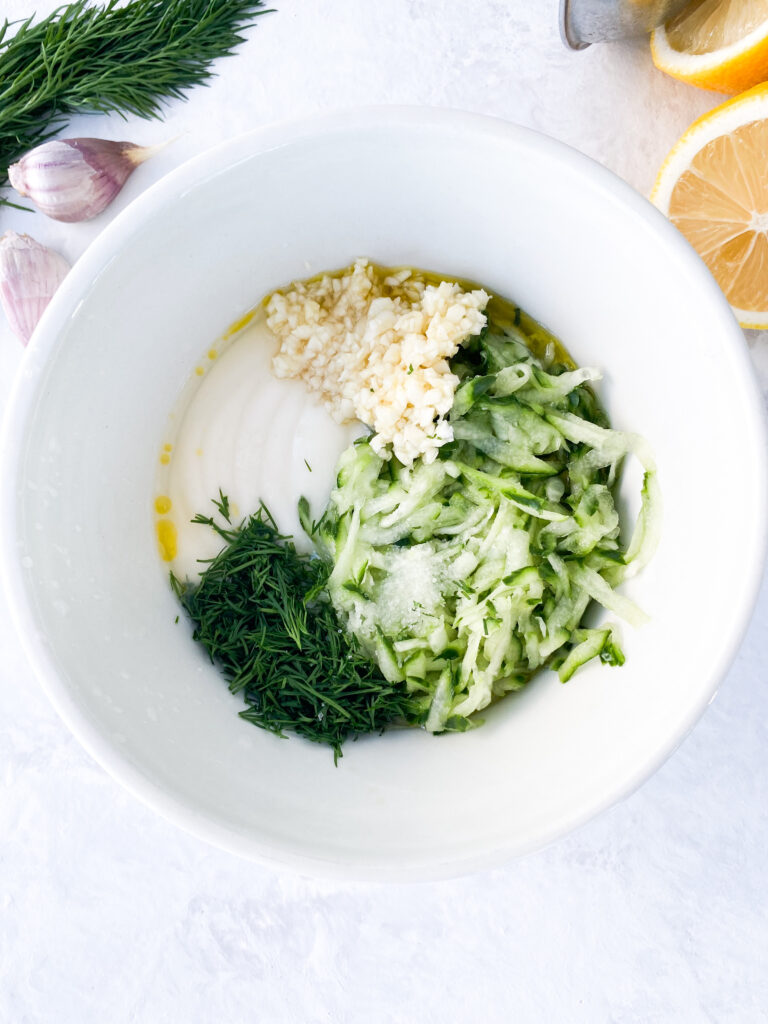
652, 82, 768, 328
652, 0, 768, 94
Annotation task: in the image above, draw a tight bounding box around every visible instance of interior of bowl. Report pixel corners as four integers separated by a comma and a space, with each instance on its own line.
4, 110, 766, 880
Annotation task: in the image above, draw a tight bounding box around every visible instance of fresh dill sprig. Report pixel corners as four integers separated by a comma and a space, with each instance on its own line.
0, 0, 273, 207
172, 500, 417, 762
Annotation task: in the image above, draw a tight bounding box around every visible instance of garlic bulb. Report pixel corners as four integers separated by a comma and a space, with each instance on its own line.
8, 138, 160, 222
0, 232, 70, 344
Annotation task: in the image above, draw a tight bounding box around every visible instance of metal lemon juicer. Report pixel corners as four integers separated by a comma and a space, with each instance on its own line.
560, 0, 691, 48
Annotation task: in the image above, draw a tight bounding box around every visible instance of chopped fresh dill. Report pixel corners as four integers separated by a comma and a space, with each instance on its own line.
211, 488, 231, 521
172, 499, 417, 761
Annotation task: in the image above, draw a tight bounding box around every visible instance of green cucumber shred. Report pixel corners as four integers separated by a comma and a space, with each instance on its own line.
307, 322, 661, 735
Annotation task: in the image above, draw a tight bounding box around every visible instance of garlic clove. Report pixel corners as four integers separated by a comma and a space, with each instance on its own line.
0, 232, 70, 344
8, 138, 161, 223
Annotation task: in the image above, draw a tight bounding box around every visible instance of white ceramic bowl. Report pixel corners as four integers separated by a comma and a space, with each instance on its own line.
2, 109, 766, 881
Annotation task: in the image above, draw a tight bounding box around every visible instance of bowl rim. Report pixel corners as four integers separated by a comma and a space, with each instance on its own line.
2, 105, 767, 881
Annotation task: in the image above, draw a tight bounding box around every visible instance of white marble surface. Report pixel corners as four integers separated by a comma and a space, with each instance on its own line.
2, 2, 768, 1021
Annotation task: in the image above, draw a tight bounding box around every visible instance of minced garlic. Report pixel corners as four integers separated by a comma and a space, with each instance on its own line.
265, 259, 488, 465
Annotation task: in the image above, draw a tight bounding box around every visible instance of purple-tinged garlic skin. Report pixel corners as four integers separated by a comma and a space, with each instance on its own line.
0, 232, 70, 344
8, 138, 157, 223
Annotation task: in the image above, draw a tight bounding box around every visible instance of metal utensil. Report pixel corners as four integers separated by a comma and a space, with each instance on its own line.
560, 0, 691, 49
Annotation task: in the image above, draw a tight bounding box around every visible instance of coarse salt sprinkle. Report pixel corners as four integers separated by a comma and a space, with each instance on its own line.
265, 259, 489, 465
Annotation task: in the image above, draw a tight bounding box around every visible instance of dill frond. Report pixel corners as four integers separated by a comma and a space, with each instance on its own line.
0, 0, 273, 207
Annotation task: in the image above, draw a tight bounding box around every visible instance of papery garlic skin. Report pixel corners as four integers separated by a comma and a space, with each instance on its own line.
9, 138, 158, 222
0, 232, 70, 344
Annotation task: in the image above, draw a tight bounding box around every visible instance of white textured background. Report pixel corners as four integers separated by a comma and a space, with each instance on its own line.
2, 2, 768, 1022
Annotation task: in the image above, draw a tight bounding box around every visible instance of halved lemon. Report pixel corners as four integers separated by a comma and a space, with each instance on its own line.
651, 0, 768, 94
652, 82, 768, 328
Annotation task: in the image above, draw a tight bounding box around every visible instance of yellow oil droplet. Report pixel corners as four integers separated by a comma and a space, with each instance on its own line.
195, 366, 204, 376
155, 495, 172, 515
163, 443, 173, 453
222, 308, 257, 339
195, 448, 203, 457
159, 453, 170, 466
156, 519, 177, 562
207, 348, 218, 360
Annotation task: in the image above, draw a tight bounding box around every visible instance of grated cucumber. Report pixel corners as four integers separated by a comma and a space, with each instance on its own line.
307, 321, 661, 733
